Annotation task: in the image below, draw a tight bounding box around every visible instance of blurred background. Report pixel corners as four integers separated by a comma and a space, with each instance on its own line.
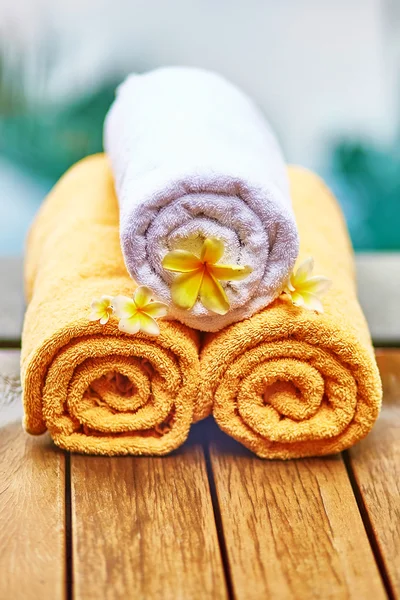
1, 0, 399, 255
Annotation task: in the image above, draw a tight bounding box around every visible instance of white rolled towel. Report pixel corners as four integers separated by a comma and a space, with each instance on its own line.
104, 66, 299, 332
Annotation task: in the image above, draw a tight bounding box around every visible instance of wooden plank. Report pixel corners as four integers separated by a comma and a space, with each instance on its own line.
356, 253, 400, 345
0, 253, 398, 345
0, 350, 66, 600
71, 422, 228, 600
347, 349, 400, 598
209, 427, 387, 600
0, 257, 24, 344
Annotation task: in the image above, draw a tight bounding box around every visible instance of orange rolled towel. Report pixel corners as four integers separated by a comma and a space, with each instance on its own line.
21, 155, 202, 455
200, 167, 382, 459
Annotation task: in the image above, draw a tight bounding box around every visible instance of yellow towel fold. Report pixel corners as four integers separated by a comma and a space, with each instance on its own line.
21, 155, 202, 455
200, 167, 382, 459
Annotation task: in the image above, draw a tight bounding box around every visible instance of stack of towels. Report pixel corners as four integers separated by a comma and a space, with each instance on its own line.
21, 67, 382, 459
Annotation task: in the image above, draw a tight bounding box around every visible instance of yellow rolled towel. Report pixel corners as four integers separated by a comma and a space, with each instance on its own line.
200, 167, 382, 459
21, 155, 202, 455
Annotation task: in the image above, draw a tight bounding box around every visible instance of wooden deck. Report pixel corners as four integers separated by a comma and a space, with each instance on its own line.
0, 257, 399, 600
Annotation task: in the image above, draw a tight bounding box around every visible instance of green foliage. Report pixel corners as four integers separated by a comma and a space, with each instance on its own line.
0, 72, 116, 180
332, 141, 400, 250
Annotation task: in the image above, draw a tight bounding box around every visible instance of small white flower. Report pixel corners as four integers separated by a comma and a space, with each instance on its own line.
89, 295, 114, 325
284, 257, 331, 313
113, 286, 168, 336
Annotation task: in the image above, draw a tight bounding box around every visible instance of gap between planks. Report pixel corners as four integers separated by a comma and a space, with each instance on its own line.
0, 349, 229, 600
206, 350, 400, 600
208, 435, 387, 600
345, 350, 400, 600
1, 349, 399, 600
69, 429, 228, 600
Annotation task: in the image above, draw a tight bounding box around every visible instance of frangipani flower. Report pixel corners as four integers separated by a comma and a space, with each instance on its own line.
283, 257, 331, 313
162, 237, 252, 315
113, 286, 168, 336
89, 295, 114, 325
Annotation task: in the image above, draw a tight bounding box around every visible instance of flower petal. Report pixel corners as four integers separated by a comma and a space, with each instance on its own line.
200, 270, 230, 315
170, 269, 204, 310
291, 291, 305, 307
134, 285, 154, 309
91, 299, 103, 311
200, 238, 224, 264
301, 292, 324, 313
89, 310, 101, 321
138, 313, 160, 335
118, 315, 141, 334
162, 250, 202, 273
112, 295, 136, 319
301, 276, 332, 295
294, 257, 314, 284
100, 295, 113, 306
286, 277, 296, 292
99, 314, 110, 325
210, 264, 253, 281
143, 301, 168, 318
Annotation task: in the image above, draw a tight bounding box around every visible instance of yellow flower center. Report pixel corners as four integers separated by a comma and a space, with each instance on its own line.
162, 237, 252, 315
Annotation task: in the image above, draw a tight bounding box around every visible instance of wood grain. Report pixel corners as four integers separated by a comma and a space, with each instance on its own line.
0, 257, 24, 344
210, 430, 387, 600
348, 349, 400, 597
1, 253, 399, 600
0, 350, 66, 599
71, 425, 227, 600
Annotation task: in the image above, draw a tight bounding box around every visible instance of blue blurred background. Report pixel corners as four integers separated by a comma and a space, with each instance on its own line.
1, 0, 399, 255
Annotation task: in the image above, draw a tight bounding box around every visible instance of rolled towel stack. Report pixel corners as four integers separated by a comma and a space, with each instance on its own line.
104, 67, 299, 332
21, 67, 382, 458
199, 167, 382, 459
22, 156, 203, 455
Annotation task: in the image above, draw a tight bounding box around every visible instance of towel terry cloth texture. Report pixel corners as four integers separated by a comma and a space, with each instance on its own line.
199, 166, 382, 459
21, 154, 203, 456
104, 66, 299, 332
